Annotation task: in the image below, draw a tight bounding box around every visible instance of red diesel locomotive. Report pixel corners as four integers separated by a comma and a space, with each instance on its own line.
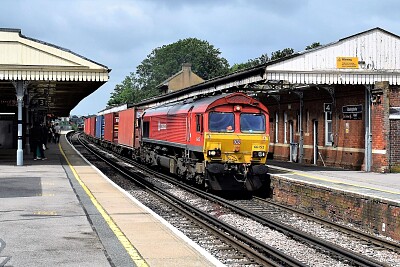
84, 92, 270, 192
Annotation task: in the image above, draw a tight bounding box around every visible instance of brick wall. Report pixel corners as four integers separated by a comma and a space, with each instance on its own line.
389, 86, 400, 171
271, 176, 400, 241
264, 84, 400, 171
369, 82, 390, 172
265, 85, 366, 170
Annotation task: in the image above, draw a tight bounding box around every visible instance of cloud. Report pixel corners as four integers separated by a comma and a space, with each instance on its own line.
2, 0, 400, 115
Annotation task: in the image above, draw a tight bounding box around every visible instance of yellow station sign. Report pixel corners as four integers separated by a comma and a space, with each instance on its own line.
336, 57, 359, 69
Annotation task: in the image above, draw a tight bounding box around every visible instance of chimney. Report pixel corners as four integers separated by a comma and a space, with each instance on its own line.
182, 63, 192, 73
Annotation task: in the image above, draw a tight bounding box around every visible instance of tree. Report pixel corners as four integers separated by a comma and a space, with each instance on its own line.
230, 53, 270, 72
270, 48, 294, 61
108, 72, 159, 106
108, 38, 230, 106
305, 42, 321, 50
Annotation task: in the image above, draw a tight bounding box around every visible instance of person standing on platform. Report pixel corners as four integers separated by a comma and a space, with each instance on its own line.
54, 122, 61, 143
41, 123, 48, 150
47, 122, 54, 144
31, 123, 46, 160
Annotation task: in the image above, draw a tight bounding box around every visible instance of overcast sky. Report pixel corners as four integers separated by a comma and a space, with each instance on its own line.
2, 0, 400, 116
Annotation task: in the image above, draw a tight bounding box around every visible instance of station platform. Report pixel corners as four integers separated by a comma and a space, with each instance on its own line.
267, 160, 400, 241
0, 135, 222, 267
267, 160, 400, 203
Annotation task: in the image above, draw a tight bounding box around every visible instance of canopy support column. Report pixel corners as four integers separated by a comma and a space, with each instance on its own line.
13, 81, 29, 166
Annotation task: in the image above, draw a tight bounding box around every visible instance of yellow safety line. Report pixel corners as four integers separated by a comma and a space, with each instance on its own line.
59, 143, 149, 267
290, 171, 400, 196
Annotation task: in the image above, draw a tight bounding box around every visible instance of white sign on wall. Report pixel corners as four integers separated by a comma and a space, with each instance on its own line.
389, 107, 400, 120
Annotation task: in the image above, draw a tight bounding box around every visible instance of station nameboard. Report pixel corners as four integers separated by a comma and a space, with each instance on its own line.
342, 105, 363, 113
336, 57, 359, 69
343, 113, 362, 120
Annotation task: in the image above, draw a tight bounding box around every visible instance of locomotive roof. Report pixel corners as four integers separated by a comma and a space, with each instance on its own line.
143, 92, 268, 117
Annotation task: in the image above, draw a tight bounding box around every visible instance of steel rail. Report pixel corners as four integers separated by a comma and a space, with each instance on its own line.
74, 132, 304, 267
77, 132, 387, 267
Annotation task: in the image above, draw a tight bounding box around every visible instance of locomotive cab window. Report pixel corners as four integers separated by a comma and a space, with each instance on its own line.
240, 113, 266, 133
195, 114, 203, 132
209, 112, 234, 132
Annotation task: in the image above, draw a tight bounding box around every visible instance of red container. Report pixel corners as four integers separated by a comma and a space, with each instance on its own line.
103, 113, 115, 142
84, 117, 89, 135
118, 108, 135, 147
89, 116, 96, 137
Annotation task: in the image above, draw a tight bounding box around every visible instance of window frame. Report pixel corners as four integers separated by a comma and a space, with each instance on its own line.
283, 111, 288, 144
275, 112, 279, 143
208, 112, 235, 132
239, 112, 266, 134
325, 111, 333, 146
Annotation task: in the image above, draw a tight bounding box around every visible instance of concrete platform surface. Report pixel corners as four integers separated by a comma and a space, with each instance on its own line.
0, 150, 111, 266
0, 135, 222, 267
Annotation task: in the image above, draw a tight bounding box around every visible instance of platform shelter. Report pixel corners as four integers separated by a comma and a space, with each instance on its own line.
0, 28, 109, 165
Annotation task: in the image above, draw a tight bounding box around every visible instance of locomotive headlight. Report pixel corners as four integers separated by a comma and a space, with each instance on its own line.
207, 149, 221, 157
252, 151, 266, 158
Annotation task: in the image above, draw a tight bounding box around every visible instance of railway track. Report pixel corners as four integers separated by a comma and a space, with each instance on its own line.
70, 132, 297, 266
70, 132, 400, 266
243, 197, 400, 253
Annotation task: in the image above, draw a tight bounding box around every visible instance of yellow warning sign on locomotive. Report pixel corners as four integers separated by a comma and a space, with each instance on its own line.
336, 57, 359, 69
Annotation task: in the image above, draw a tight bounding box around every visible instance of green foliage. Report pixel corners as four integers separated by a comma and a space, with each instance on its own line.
305, 42, 321, 50
270, 48, 294, 61
231, 42, 322, 73
108, 38, 229, 106
109, 38, 323, 106
230, 53, 270, 72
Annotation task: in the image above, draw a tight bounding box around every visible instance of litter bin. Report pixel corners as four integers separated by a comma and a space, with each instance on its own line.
290, 143, 298, 162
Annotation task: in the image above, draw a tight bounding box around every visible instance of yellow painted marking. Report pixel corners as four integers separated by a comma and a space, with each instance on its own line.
34, 211, 58, 216
58, 143, 149, 267
291, 171, 400, 195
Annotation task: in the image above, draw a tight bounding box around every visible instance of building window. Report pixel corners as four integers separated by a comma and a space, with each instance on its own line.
275, 112, 279, 143
325, 111, 333, 146
284, 111, 288, 144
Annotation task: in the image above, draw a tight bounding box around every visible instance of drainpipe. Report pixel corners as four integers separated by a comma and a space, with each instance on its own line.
365, 86, 372, 172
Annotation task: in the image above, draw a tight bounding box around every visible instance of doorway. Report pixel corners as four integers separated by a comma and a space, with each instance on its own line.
0, 120, 14, 149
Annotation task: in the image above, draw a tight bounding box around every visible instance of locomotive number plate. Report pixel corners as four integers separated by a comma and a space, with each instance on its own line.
233, 139, 241, 145
252, 144, 266, 150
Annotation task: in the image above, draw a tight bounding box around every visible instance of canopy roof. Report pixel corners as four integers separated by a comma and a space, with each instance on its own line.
264, 27, 400, 87
0, 28, 110, 116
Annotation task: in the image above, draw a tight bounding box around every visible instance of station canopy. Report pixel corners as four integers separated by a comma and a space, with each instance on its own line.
262, 28, 400, 91
0, 28, 110, 116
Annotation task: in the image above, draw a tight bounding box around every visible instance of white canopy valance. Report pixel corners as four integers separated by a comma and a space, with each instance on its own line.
265, 71, 400, 86
0, 69, 109, 82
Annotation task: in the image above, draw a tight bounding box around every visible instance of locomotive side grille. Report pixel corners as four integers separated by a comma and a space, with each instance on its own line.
225, 95, 252, 104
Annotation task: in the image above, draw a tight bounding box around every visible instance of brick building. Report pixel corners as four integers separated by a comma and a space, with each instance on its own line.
261, 28, 400, 172
157, 63, 204, 94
